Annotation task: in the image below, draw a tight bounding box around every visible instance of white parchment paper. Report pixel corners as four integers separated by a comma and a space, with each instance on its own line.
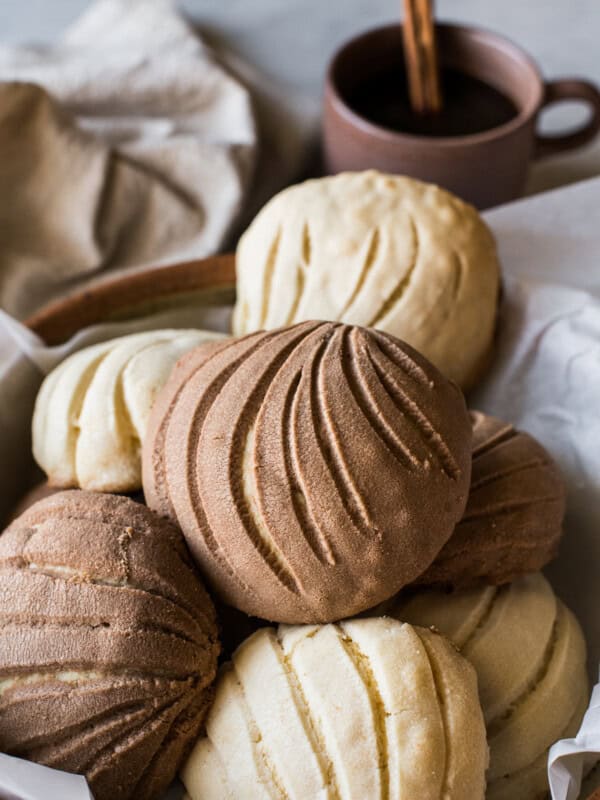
2, 177, 600, 799
0, 755, 94, 800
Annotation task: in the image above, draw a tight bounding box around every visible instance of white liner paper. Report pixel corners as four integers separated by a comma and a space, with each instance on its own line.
2, 177, 600, 799
0, 755, 94, 800
549, 677, 600, 800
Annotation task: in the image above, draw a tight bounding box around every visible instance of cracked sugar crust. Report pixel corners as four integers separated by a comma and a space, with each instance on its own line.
392, 573, 588, 800
416, 411, 566, 588
32, 328, 225, 493
233, 171, 500, 389
143, 321, 472, 624
0, 490, 220, 800
181, 618, 488, 800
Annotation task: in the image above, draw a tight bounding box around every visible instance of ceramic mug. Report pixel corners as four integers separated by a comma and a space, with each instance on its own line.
323, 23, 600, 208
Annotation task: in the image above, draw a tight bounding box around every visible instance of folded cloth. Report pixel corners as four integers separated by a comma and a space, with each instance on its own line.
0, 0, 257, 319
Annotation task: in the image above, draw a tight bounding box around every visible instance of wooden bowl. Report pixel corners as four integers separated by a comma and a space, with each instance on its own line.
25, 253, 236, 345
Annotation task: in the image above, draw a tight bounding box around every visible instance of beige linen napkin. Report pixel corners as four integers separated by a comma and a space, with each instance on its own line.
0, 0, 257, 319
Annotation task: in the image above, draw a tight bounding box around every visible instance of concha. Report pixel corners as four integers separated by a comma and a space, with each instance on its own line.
143, 320, 471, 623
0, 490, 220, 800
33, 328, 224, 492
233, 171, 500, 389
392, 573, 588, 800
182, 618, 488, 799
417, 411, 566, 587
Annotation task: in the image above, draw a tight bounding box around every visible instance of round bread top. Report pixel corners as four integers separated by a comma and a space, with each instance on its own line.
392, 573, 588, 800
417, 411, 566, 587
0, 491, 219, 800
33, 328, 224, 493
181, 618, 488, 800
143, 320, 472, 623
233, 171, 500, 389
7, 482, 61, 524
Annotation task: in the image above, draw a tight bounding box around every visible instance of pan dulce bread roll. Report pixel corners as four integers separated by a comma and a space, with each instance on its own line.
416, 411, 566, 587
0, 491, 220, 800
143, 320, 472, 623
32, 328, 224, 493
233, 171, 500, 389
7, 482, 146, 524
181, 618, 488, 799
6, 482, 61, 523
391, 573, 588, 800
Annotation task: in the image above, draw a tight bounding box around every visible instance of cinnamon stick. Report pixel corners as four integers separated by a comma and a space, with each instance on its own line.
402, 0, 442, 114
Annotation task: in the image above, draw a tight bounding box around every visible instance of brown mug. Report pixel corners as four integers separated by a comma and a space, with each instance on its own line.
323, 23, 600, 209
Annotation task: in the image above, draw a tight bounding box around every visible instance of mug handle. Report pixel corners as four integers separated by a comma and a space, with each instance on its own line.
534, 79, 600, 159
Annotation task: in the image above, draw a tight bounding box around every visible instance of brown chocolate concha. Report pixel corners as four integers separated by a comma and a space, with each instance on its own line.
0, 491, 220, 800
143, 320, 472, 623
7, 482, 145, 524
7, 482, 62, 523
416, 411, 566, 587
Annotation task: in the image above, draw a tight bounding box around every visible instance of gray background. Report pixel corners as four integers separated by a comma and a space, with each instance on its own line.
1, 0, 600, 194
0, 1, 598, 94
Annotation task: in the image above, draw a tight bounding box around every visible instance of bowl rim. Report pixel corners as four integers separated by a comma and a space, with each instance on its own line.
25, 253, 236, 346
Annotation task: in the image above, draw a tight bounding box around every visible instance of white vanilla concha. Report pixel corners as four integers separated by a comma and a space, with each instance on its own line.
391, 573, 588, 800
233, 171, 500, 389
181, 618, 488, 800
33, 328, 224, 492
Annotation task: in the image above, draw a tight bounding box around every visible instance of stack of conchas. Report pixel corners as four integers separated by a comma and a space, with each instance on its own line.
0, 172, 588, 800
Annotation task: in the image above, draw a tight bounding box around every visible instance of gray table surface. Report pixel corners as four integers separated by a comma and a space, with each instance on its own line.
1, 0, 600, 199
